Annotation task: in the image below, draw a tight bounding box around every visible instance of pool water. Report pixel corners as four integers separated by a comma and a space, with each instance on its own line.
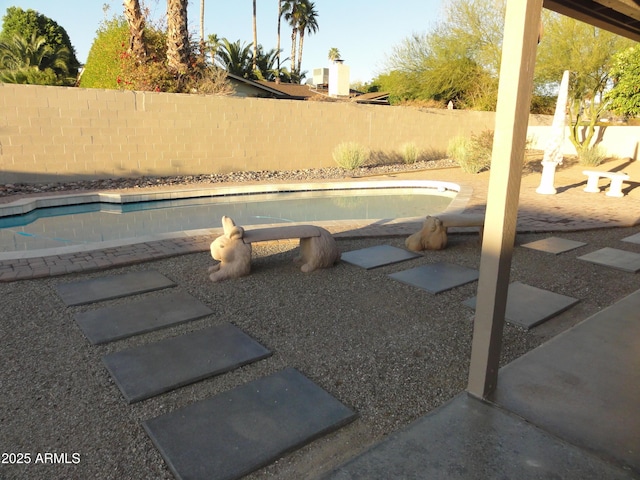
0, 186, 456, 253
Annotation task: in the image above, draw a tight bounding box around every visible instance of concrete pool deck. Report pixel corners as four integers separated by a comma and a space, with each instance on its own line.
1, 158, 639, 282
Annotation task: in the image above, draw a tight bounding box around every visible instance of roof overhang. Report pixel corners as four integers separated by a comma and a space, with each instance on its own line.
544, 0, 640, 40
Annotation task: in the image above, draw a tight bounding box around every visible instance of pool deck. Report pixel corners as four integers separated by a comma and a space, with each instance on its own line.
1, 158, 639, 282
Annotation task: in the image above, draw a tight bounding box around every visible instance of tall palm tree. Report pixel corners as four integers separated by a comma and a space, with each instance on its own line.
252, 0, 258, 71
123, 0, 146, 61
282, 0, 301, 80
296, 0, 318, 75
166, 0, 190, 73
199, 0, 206, 59
276, 0, 282, 79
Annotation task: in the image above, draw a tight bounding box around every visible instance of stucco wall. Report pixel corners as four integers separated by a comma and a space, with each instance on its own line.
0, 83, 635, 184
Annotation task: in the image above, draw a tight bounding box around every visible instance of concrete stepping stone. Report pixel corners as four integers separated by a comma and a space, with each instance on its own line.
341, 245, 420, 269
577, 247, 640, 272
463, 281, 579, 330
55, 270, 175, 306
621, 232, 640, 245
521, 237, 587, 254
143, 367, 358, 480
389, 262, 479, 294
102, 323, 271, 403
323, 393, 635, 480
492, 289, 640, 473
75, 291, 214, 344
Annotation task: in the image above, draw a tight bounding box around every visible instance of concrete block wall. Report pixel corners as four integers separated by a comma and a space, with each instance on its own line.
1, 83, 634, 184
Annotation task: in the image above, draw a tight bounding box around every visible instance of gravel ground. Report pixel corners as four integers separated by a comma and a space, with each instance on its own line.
2, 223, 640, 480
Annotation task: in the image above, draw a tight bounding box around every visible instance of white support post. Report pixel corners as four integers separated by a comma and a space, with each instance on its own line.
467, 0, 543, 399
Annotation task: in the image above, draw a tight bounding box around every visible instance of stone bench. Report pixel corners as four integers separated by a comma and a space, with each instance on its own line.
583, 170, 630, 197
208, 216, 340, 282
406, 213, 485, 251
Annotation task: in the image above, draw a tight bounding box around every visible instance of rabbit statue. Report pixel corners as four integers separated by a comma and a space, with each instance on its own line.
208, 216, 252, 282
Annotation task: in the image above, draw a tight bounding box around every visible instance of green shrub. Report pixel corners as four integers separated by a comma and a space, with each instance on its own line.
79, 17, 128, 89
447, 130, 493, 174
578, 145, 607, 167
332, 142, 369, 170
399, 142, 420, 164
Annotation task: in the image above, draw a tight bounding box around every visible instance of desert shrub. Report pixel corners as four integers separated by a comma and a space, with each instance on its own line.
578, 144, 607, 167
332, 142, 369, 170
447, 130, 494, 173
399, 142, 420, 164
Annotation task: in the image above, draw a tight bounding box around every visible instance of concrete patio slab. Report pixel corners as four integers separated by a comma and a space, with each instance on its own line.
102, 323, 271, 403
388, 262, 479, 294
143, 367, 357, 480
75, 291, 213, 344
577, 247, 640, 272
463, 281, 580, 329
323, 393, 635, 480
55, 270, 175, 306
491, 289, 640, 474
520, 236, 587, 254
340, 245, 420, 269
621, 232, 640, 245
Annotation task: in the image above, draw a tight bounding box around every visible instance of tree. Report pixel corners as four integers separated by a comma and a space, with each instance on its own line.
123, 0, 146, 61
276, 0, 283, 78
282, 0, 299, 80
199, 0, 206, 58
328, 47, 340, 62
604, 46, 640, 118
296, 0, 318, 75
380, 0, 504, 109
0, 6, 80, 83
252, 0, 258, 72
535, 11, 633, 156
0, 32, 71, 85
215, 38, 254, 78
166, 0, 190, 73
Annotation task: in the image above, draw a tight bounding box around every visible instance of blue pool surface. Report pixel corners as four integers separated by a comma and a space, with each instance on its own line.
0, 186, 457, 253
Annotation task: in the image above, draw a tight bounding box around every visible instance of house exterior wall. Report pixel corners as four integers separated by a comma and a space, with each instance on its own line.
0, 83, 634, 184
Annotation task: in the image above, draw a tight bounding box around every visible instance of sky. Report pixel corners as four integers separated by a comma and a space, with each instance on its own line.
0, 0, 445, 83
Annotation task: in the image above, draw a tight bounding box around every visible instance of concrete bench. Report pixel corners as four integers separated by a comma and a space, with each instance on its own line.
406, 213, 485, 251
583, 170, 630, 197
208, 216, 340, 282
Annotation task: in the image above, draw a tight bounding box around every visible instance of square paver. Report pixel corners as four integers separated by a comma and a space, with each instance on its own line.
75, 291, 214, 344
389, 262, 479, 294
577, 247, 640, 273
621, 232, 640, 245
463, 281, 580, 329
143, 367, 358, 480
341, 245, 420, 269
55, 270, 175, 306
521, 237, 587, 255
103, 323, 271, 403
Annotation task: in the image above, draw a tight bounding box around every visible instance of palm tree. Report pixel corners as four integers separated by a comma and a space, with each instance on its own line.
276, 0, 283, 80
0, 32, 72, 85
215, 38, 254, 78
166, 0, 190, 73
252, 0, 258, 71
199, 0, 206, 59
328, 47, 341, 63
296, 0, 318, 75
123, 0, 146, 61
282, 0, 300, 80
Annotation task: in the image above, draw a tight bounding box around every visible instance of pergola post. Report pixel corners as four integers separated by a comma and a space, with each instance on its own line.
467, 0, 543, 399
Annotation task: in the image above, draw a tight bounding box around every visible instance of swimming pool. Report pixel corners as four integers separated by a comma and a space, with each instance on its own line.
0, 180, 460, 256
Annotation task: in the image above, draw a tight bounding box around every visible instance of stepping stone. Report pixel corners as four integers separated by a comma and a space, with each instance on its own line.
463, 281, 579, 330
143, 367, 358, 480
341, 245, 420, 269
577, 247, 640, 273
389, 262, 479, 294
55, 270, 175, 306
75, 291, 214, 344
621, 232, 640, 245
521, 237, 587, 254
102, 323, 271, 403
